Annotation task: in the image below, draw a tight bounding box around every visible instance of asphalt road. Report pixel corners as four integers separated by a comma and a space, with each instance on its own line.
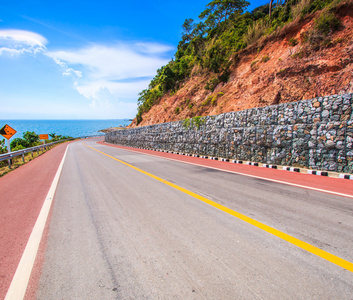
0, 142, 68, 300
36, 139, 353, 299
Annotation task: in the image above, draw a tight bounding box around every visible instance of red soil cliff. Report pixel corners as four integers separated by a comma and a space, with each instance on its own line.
130, 3, 353, 127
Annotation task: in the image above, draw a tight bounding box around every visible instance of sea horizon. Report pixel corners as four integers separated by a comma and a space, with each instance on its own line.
0, 119, 132, 140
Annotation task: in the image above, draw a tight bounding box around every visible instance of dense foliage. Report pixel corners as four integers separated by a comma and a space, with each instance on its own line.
1, 133, 72, 169
9, 132, 72, 151
49, 133, 73, 142
135, 0, 341, 124
0, 139, 6, 154
10, 131, 40, 150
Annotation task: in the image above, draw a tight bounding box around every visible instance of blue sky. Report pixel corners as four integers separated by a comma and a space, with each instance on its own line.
0, 0, 268, 119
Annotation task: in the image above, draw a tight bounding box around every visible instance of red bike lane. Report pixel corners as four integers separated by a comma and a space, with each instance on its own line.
99, 141, 353, 198
0, 142, 69, 300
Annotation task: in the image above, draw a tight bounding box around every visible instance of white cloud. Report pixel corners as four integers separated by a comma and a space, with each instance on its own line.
0, 29, 82, 79
52, 42, 173, 104
0, 29, 47, 46
84, 87, 138, 119
63, 68, 82, 78
0, 29, 47, 56
134, 42, 174, 54
52, 56, 66, 67
49, 55, 82, 79
52, 42, 172, 82
0, 29, 174, 118
76, 79, 151, 100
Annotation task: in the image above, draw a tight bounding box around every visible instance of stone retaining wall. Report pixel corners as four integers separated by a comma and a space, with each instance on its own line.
106, 94, 353, 173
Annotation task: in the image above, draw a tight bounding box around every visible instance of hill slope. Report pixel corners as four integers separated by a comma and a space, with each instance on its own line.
130, 0, 353, 127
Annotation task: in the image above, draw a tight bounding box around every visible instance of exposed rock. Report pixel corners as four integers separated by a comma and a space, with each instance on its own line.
99, 127, 126, 133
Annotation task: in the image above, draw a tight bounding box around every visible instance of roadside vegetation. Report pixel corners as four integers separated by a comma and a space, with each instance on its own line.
0, 132, 73, 177
136, 0, 345, 124
0, 147, 48, 177
9, 131, 73, 151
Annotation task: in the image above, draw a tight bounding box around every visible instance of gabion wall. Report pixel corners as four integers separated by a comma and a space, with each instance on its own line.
106, 94, 353, 173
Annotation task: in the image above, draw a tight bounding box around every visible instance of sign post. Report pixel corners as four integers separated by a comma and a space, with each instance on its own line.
0, 124, 17, 167
39, 134, 49, 146
39, 134, 49, 140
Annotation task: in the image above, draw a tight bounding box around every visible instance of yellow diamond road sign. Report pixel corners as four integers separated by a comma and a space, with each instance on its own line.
0, 124, 17, 140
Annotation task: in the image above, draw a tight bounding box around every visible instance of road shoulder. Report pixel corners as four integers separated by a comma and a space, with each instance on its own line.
0, 142, 69, 299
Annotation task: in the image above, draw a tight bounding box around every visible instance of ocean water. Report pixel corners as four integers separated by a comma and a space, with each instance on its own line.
0, 119, 131, 140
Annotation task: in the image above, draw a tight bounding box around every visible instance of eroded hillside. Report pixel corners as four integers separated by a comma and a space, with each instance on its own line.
130, 1, 353, 127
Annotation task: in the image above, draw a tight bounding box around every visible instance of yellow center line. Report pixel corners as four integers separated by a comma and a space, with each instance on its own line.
84, 142, 353, 273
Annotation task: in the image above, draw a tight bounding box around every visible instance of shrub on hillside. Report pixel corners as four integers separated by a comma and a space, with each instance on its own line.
314, 11, 341, 36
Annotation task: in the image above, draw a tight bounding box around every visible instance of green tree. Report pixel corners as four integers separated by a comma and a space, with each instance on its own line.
23, 131, 39, 146
181, 18, 196, 43
48, 133, 72, 141
10, 138, 28, 150
251, 3, 270, 21
10, 131, 40, 150
199, 0, 250, 30
160, 65, 176, 92
0, 139, 7, 154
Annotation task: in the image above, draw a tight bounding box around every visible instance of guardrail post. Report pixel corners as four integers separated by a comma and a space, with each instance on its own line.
1, 136, 89, 167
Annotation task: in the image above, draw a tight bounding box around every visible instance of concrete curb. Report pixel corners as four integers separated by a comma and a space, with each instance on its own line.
339, 174, 353, 180
110, 145, 353, 180
283, 166, 300, 173
307, 170, 328, 176
263, 164, 278, 169
232, 160, 243, 164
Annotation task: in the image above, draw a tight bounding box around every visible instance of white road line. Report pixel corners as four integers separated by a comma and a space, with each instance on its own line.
5, 145, 69, 300
101, 143, 353, 200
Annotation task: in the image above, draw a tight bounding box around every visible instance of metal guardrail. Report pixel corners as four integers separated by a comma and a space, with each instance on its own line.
0, 135, 101, 168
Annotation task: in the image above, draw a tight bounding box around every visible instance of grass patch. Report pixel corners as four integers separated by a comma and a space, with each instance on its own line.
183, 116, 206, 129
291, 49, 305, 59
288, 37, 299, 46
205, 76, 221, 91
202, 96, 212, 106
314, 11, 341, 36
0, 148, 50, 177
251, 60, 259, 68
261, 55, 270, 63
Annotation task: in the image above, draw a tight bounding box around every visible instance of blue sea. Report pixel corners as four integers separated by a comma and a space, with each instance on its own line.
0, 119, 131, 140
